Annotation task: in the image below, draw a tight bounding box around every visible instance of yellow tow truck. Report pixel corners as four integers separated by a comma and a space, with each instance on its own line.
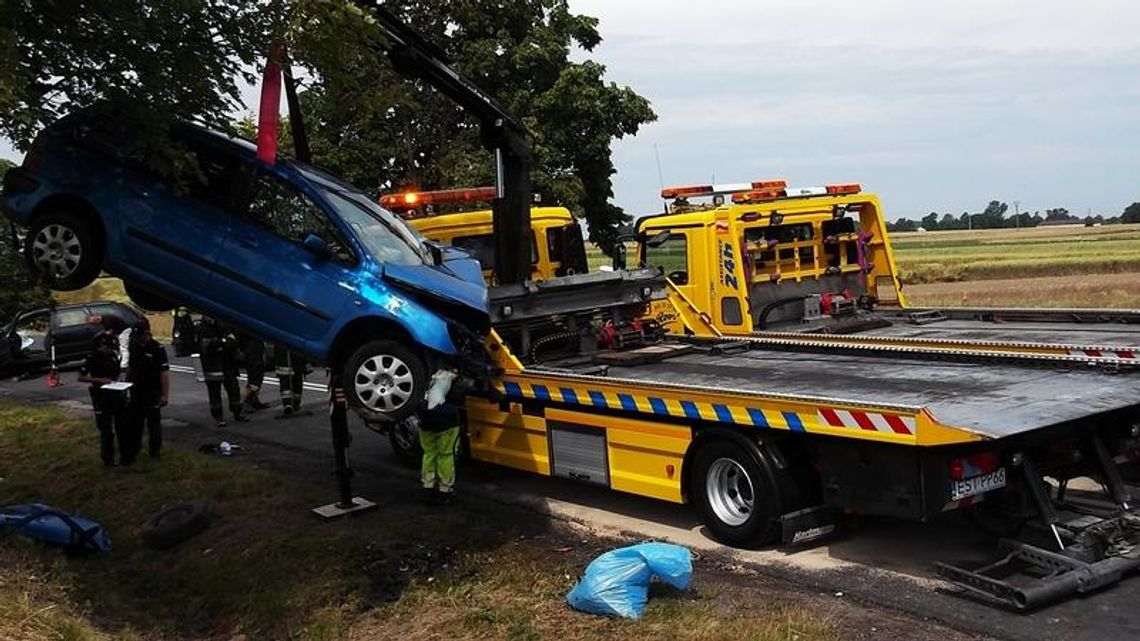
376, 188, 1140, 610
379, 187, 589, 282
634, 180, 1140, 362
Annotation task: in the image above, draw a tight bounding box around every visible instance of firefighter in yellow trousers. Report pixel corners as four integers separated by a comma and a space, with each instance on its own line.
419, 402, 460, 504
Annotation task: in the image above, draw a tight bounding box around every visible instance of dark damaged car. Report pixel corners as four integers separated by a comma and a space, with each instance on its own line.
1, 107, 489, 422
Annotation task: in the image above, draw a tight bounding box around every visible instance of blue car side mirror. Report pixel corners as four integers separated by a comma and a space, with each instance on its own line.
301, 233, 331, 259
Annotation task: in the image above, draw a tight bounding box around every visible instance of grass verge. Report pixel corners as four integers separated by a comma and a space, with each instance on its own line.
0, 400, 842, 641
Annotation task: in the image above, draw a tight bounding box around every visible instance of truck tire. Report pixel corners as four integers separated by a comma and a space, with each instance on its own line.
690, 437, 783, 547
25, 211, 103, 291
342, 339, 427, 424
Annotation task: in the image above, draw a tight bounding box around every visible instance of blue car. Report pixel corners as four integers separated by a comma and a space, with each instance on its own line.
1, 107, 489, 422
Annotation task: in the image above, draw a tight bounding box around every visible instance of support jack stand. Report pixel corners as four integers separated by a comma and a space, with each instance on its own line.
312, 374, 377, 520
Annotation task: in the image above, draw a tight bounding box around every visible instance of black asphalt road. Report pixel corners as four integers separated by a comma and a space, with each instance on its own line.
2, 356, 1137, 641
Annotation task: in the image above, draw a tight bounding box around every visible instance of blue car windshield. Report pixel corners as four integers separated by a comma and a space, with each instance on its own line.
298, 167, 426, 266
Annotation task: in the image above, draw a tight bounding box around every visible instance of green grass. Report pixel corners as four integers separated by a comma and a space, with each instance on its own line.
0, 400, 841, 641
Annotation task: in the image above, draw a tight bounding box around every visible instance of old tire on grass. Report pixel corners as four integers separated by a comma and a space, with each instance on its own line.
343, 339, 427, 424
690, 437, 784, 547
25, 211, 103, 291
140, 500, 211, 550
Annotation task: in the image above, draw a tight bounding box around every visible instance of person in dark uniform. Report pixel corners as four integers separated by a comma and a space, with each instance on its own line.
239, 332, 269, 411
126, 317, 169, 460
78, 327, 129, 466
198, 317, 248, 427
273, 345, 307, 416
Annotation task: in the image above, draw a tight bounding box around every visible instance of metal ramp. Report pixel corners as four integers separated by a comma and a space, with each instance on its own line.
936, 438, 1140, 610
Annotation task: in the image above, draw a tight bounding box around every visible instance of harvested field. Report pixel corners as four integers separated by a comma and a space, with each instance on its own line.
891, 224, 1140, 284
903, 272, 1140, 309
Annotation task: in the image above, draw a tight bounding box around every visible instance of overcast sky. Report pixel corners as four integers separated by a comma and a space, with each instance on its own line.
570, 0, 1140, 220
3, 1, 1137, 221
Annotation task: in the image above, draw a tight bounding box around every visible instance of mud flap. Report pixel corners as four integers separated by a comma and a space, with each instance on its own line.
780, 505, 842, 546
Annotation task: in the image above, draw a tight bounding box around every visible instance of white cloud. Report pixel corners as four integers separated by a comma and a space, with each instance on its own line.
572, 0, 1140, 219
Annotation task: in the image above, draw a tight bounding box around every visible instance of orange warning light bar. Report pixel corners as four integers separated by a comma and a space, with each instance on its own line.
660, 184, 714, 199
750, 179, 788, 190
825, 183, 861, 195
732, 189, 785, 204
379, 186, 498, 211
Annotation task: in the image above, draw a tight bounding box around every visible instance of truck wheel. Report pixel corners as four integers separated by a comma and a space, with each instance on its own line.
388, 414, 424, 467
25, 211, 102, 291
690, 438, 783, 547
342, 339, 427, 423
124, 281, 176, 312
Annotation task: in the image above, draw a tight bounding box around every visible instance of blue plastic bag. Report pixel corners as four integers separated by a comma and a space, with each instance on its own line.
566, 542, 692, 619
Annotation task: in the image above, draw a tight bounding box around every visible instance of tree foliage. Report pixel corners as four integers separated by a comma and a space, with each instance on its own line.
1, 1, 654, 254
287, 0, 656, 254
1123, 202, 1140, 224
0, 1, 284, 149
0, 158, 52, 320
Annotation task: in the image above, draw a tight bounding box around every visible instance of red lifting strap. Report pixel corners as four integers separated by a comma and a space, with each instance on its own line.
256, 47, 283, 165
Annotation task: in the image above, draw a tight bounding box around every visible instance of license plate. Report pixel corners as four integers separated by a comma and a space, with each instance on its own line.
950, 468, 1007, 501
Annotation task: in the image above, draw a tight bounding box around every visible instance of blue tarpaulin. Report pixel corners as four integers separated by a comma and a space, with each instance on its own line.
0, 503, 111, 552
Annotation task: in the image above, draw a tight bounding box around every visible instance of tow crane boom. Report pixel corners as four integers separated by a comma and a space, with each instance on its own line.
354, 1, 532, 285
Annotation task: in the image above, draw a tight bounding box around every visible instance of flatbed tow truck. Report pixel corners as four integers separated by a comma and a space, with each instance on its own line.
70, 0, 1140, 610
369, 181, 1140, 608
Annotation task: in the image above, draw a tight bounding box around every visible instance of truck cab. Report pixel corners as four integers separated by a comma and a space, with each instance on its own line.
380, 187, 589, 283
635, 180, 907, 335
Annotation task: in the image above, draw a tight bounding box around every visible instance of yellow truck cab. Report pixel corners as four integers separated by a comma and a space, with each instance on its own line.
380, 187, 589, 283
636, 180, 907, 336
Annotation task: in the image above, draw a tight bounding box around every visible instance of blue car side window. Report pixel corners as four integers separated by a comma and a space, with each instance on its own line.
247, 174, 356, 265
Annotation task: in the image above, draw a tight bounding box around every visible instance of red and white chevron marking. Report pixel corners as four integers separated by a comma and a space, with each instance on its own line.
817, 408, 916, 435
1066, 348, 1135, 359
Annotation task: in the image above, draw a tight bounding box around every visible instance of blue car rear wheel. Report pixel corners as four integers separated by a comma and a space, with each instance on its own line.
25, 211, 102, 291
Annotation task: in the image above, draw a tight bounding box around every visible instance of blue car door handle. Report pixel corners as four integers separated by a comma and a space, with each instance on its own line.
236, 235, 258, 248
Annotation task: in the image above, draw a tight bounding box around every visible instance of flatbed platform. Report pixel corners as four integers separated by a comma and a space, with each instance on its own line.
864, 318, 1140, 347
535, 340, 1140, 440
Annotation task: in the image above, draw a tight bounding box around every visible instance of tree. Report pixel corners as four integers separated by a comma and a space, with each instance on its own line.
1044, 208, 1071, 221
0, 158, 51, 320
974, 200, 1007, 229
0, 1, 282, 151
1122, 202, 1140, 224
889, 218, 920, 232
921, 212, 940, 231
288, 0, 656, 254
2, 1, 654, 255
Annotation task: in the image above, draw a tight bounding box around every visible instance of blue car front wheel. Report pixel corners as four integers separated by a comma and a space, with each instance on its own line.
342, 339, 427, 424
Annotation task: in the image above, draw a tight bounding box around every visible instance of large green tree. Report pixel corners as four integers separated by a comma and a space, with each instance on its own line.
1, 1, 654, 254
0, 1, 283, 149
287, 0, 656, 254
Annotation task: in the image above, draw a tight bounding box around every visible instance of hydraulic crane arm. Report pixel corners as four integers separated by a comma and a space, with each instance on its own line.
352, 1, 533, 285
